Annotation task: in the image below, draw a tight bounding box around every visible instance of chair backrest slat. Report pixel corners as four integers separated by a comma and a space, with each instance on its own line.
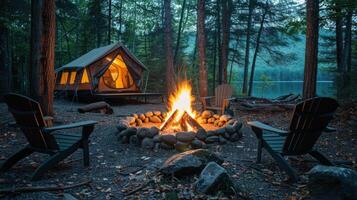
283, 97, 338, 155
215, 84, 233, 107
4, 93, 59, 150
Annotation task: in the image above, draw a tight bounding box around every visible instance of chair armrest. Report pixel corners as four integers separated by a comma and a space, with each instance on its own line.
247, 121, 288, 135
200, 96, 215, 109
43, 120, 97, 133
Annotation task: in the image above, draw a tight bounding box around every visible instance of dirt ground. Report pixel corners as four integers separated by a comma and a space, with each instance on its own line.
0, 98, 355, 199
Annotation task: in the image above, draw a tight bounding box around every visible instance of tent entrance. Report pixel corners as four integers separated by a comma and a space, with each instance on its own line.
99, 54, 135, 91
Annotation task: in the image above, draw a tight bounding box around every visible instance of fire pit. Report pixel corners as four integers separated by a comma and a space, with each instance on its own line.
116, 81, 243, 151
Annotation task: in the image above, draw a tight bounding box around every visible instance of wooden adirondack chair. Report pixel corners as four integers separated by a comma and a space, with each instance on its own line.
0, 93, 97, 181
200, 84, 235, 115
248, 97, 338, 182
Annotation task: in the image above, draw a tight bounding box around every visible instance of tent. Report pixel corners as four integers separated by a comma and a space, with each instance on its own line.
55, 43, 147, 96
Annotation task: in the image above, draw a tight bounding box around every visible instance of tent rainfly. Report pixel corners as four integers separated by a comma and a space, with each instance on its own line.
55, 43, 147, 95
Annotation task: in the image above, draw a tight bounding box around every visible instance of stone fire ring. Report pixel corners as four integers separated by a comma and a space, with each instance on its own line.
116, 110, 243, 151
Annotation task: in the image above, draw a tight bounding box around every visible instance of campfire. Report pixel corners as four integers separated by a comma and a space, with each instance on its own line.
160, 80, 203, 133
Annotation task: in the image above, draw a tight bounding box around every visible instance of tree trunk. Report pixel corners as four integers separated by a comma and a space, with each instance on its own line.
242, 0, 253, 94
220, 0, 232, 84
30, 0, 56, 115
108, 0, 111, 44
0, 26, 12, 100
117, 0, 123, 42
216, 0, 222, 84
302, 0, 319, 99
164, 0, 175, 94
197, 0, 208, 97
248, 6, 267, 96
174, 0, 186, 66
343, 10, 352, 73
334, 2, 343, 72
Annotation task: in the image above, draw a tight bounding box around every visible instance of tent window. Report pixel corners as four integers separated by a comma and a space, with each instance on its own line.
60, 72, 69, 84
69, 71, 76, 84
81, 69, 90, 83
102, 55, 134, 89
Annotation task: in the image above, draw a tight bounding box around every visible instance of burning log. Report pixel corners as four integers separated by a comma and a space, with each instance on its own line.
160, 110, 203, 132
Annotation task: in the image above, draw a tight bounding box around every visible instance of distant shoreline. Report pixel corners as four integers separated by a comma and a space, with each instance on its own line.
231, 80, 333, 83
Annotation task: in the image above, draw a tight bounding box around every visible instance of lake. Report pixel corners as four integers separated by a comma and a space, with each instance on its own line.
231, 81, 336, 99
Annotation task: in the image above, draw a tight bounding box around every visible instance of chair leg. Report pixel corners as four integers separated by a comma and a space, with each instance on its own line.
264, 144, 299, 182
257, 139, 262, 163
309, 150, 334, 166
0, 147, 34, 172
82, 140, 90, 167
31, 148, 75, 181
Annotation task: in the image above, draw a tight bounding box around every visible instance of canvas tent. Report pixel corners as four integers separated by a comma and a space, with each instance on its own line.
55, 43, 147, 96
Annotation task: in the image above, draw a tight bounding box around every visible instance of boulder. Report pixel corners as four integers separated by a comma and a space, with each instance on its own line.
135, 118, 143, 126
201, 110, 213, 119
176, 131, 195, 143
196, 128, 207, 141
219, 136, 227, 144
132, 113, 138, 119
127, 116, 136, 125
175, 141, 191, 152
116, 120, 129, 132
137, 128, 150, 139
145, 111, 154, 118
153, 134, 162, 143
233, 121, 243, 132
217, 121, 225, 127
213, 120, 220, 127
141, 138, 155, 149
120, 136, 129, 144
213, 114, 220, 119
226, 119, 237, 125
160, 149, 223, 176
118, 127, 137, 138
225, 125, 236, 135
161, 135, 177, 145
219, 115, 231, 122
144, 118, 150, 123
154, 111, 161, 116
207, 118, 215, 124
139, 113, 146, 121
148, 126, 160, 137
207, 130, 217, 137
160, 142, 174, 150
129, 135, 140, 146
195, 162, 234, 194
205, 136, 220, 143
215, 128, 226, 136
191, 139, 206, 149
307, 165, 357, 199
150, 116, 162, 123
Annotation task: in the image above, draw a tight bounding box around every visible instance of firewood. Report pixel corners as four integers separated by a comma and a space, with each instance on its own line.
78, 101, 113, 114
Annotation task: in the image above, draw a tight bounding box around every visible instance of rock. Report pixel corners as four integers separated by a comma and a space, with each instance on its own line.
141, 138, 155, 149
175, 141, 191, 152
161, 135, 177, 145
160, 149, 223, 176
116, 120, 129, 132
150, 116, 162, 123
307, 165, 357, 199
118, 127, 137, 138
120, 136, 129, 143
160, 142, 174, 150
213, 120, 220, 127
201, 110, 213, 119
196, 117, 207, 124
176, 131, 195, 143
148, 126, 160, 137
139, 113, 146, 121
226, 119, 237, 125
219, 136, 227, 144
233, 121, 243, 132
225, 125, 236, 135
154, 111, 161, 116
207, 117, 215, 124
191, 139, 206, 149
195, 162, 234, 194
137, 128, 150, 139
135, 118, 143, 126
213, 114, 220, 119
126, 116, 136, 125
207, 130, 217, 137
153, 134, 162, 143
229, 133, 242, 142
132, 113, 138, 119
219, 115, 232, 122
196, 128, 207, 141
205, 136, 220, 143
144, 118, 150, 123
215, 128, 226, 136
217, 121, 225, 127
129, 135, 140, 146
145, 111, 154, 118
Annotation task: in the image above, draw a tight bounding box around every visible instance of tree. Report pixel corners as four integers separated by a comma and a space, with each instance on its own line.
220, 0, 232, 83
174, 0, 186, 66
107, 0, 112, 44
242, 0, 254, 94
29, 0, 56, 115
302, 0, 319, 99
197, 0, 208, 97
164, 0, 175, 94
